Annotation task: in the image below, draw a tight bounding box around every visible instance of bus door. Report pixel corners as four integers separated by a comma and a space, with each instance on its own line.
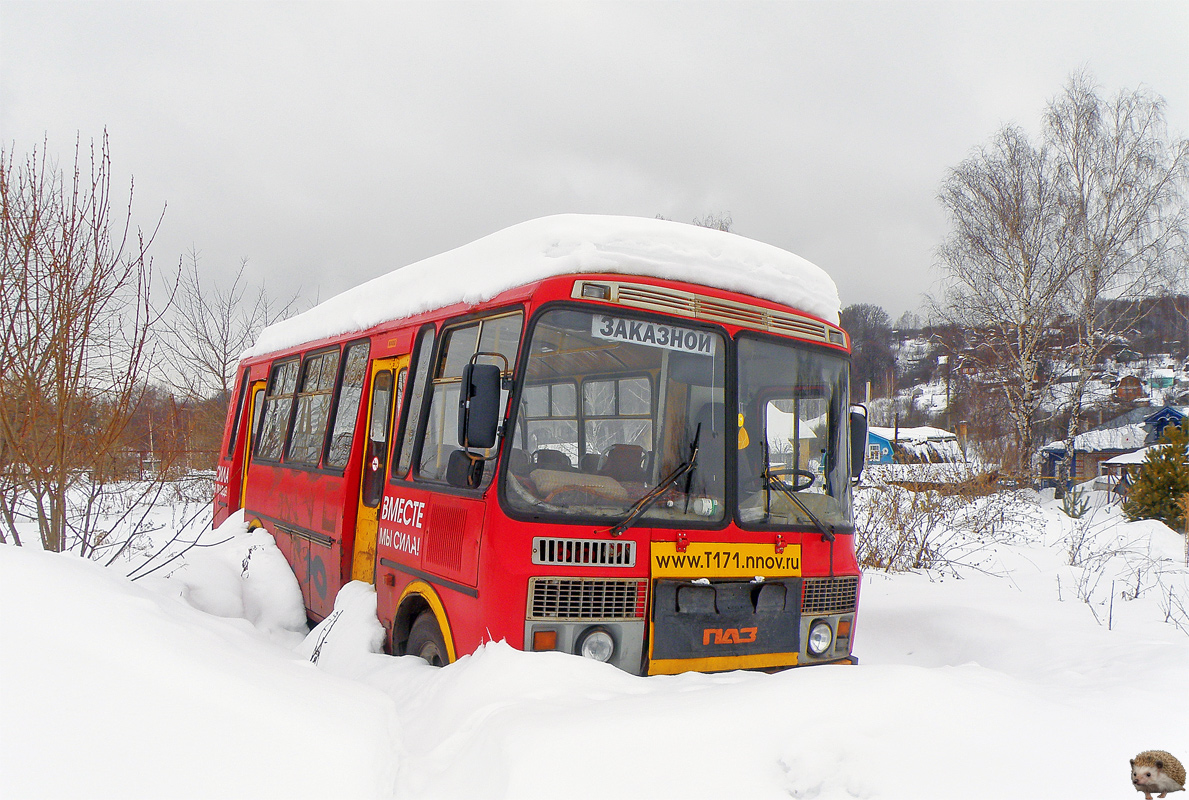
241, 380, 266, 511
353, 356, 407, 583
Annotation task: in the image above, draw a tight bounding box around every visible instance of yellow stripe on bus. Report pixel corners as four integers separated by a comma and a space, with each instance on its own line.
398, 580, 457, 663
648, 652, 799, 675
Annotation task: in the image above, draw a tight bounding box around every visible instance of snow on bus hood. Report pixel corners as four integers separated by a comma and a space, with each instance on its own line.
244, 215, 841, 358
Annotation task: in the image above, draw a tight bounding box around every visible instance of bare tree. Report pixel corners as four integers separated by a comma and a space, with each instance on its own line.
692, 212, 733, 232
161, 248, 297, 402
934, 125, 1075, 476
0, 133, 168, 552
1046, 72, 1189, 475
840, 303, 896, 401
655, 212, 734, 232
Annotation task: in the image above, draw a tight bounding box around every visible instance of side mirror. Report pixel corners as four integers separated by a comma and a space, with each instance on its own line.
446, 448, 485, 489
458, 362, 501, 450
849, 405, 868, 482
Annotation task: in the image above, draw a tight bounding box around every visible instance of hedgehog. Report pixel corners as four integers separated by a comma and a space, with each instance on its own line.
1131, 750, 1185, 800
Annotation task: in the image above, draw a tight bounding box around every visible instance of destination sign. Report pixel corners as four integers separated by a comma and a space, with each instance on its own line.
591, 315, 715, 356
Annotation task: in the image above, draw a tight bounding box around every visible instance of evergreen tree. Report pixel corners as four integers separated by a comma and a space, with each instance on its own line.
1124, 423, 1189, 531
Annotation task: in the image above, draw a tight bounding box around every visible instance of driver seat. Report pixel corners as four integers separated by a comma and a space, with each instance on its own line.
600, 444, 649, 484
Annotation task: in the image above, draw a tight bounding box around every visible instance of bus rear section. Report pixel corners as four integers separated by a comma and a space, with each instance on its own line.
213, 216, 865, 675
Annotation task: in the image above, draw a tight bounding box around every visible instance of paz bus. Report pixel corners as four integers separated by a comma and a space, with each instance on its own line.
213, 215, 867, 675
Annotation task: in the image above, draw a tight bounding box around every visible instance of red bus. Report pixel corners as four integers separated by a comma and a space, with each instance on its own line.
214, 215, 867, 675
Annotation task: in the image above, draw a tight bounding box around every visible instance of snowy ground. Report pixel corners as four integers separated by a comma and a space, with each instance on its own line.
2, 489, 1187, 799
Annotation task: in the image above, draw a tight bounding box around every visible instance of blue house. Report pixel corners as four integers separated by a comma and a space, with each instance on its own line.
867, 426, 961, 465
866, 429, 894, 464
1040, 405, 1187, 486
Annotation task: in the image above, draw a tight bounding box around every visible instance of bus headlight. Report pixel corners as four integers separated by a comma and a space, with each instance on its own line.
576, 627, 615, 662
807, 621, 833, 656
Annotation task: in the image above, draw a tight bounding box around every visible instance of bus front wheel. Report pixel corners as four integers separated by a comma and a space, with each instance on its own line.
408, 612, 449, 667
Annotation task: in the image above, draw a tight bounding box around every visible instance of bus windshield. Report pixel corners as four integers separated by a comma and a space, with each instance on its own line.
736, 335, 853, 528
505, 307, 727, 525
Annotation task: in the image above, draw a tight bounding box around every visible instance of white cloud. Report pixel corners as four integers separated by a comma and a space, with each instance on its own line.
2, 1, 1185, 318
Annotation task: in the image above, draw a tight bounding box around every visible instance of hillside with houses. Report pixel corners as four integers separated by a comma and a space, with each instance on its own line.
846, 295, 1189, 498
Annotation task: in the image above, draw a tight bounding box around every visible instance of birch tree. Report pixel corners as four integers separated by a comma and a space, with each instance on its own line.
161, 249, 297, 403
1046, 72, 1189, 473
935, 126, 1075, 476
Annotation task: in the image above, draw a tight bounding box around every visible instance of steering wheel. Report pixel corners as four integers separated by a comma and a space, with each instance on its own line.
765, 466, 816, 492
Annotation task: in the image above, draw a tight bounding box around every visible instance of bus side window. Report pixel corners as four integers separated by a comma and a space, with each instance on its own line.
362, 370, 393, 508
286, 348, 341, 465
395, 326, 436, 479
519, 382, 579, 466
418, 311, 522, 487
324, 341, 371, 469
225, 367, 250, 459
390, 367, 407, 461
254, 358, 300, 461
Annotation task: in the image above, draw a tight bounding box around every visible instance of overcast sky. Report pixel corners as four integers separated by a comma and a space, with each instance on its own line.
3, 2, 1186, 321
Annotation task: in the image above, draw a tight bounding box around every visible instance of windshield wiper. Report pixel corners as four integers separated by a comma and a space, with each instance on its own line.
763, 468, 835, 542
607, 424, 701, 537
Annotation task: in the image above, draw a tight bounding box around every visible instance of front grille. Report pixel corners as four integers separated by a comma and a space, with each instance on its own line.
573, 280, 841, 346
801, 576, 859, 615
532, 537, 636, 567
528, 578, 647, 620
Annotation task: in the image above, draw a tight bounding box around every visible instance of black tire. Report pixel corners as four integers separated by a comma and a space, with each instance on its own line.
407, 612, 449, 666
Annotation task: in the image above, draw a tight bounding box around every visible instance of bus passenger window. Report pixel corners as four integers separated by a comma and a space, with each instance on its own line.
582, 377, 653, 461
255, 358, 299, 461
519, 382, 579, 467
287, 349, 341, 465
225, 368, 250, 459
324, 341, 371, 469
396, 326, 436, 479
362, 370, 393, 508
389, 367, 407, 463
418, 311, 522, 486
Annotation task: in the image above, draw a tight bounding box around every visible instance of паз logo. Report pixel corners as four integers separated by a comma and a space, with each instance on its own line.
703, 627, 757, 645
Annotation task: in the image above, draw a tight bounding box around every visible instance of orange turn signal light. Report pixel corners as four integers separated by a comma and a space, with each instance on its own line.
532, 630, 558, 651
837, 619, 852, 637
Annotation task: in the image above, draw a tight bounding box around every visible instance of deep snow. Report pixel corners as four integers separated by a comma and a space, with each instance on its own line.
2, 494, 1187, 799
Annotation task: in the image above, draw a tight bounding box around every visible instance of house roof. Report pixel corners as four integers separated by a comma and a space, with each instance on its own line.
868, 426, 957, 443
1102, 447, 1155, 465
1042, 405, 1186, 455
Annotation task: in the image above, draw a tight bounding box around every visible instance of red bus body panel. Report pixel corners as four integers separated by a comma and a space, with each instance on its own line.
215, 272, 859, 667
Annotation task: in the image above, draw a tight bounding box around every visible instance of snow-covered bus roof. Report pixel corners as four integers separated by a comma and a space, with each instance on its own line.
245, 214, 841, 358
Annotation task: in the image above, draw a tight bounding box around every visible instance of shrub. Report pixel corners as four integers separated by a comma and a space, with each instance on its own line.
1123, 423, 1189, 532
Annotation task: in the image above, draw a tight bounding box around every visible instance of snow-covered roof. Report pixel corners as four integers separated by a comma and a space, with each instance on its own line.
868, 425, 957, 443
1102, 447, 1154, 466
1042, 406, 1188, 455
867, 426, 962, 463
245, 215, 841, 358
1044, 423, 1149, 454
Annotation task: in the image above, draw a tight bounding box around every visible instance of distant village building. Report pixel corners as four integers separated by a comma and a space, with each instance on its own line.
867, 426, 962, 465
1040, 405, 1187, 486
1150, 368, 1175, 390
1113, 374, 1145, 403
1098, 446, 1154, 497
